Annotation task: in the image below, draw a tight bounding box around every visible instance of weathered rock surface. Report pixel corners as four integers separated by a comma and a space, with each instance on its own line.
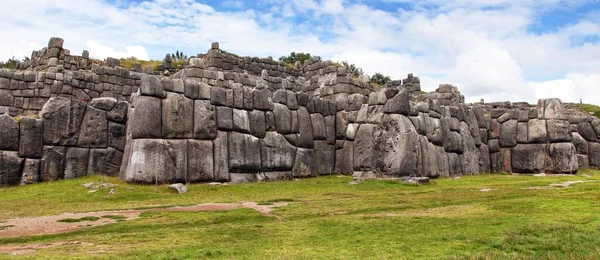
0, 114, 19, 151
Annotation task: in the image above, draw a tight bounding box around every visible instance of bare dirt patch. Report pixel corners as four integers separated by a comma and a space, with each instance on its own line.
0, 202, 288, 239
0, 241, 93, 256
523, 180, 596, 190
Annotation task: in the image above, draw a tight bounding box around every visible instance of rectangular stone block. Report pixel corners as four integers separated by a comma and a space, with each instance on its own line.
162, 92, 193, 138
194, 100, 217, 139
228, 132, 261, 173
130, 96, 162, 139
188, 140, 214, 182
64, 147, 89, 179
19, 117, 43, 158
213, 131, 229, 182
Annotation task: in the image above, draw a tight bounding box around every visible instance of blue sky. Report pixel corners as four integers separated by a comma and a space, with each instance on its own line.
1, 0, 600, 103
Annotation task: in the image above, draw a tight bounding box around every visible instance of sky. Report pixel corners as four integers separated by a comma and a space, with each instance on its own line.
1, 0, 599, 103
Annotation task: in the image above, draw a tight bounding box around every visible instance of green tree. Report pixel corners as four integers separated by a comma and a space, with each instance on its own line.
0, 56, 22, 69
279, 52, 320, 65
341, 61, 364, 78
370, 72, 391, 86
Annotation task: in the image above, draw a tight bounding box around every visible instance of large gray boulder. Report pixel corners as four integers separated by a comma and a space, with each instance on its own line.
578, 122, 598, 142
578, 155, 590, 169
377, 114, 420, 176
193, 100, 217, 139
274, 103, 292, 134
517, 122, 528, 143
233, 109, 251, 134
589, 143, 600, 168
64, 147, 89, 179
167, 140, 188, 182
40, 97, 71, 145
21, 159, 40, 185
77, 106, 108, 148
19, 117, 43, 158
528, 119, 547, 143
547, 120, 571, 142
187, 140, 214, 182
228, 132, 261, 172
125, 139, 178, 183
540, 98, 566, 120
448, 153, 463, 176
511, 144, 546, 173
216, 106, 233, 130
0, 151, 23, 186
162, 93, 193, 138
297, 107, 314, 148
591, 118, 600, 138
253, 88, 272, 110
41, 146, 66, 181
213, 131, 229, 182
460, 122, 480, 175
90, 97, 117, 111
479, 144, 491, 173
499, 119, 517, 147
419, 137, 437, 177
107, 101, 128, 123
571, 132, 588, 155
314, 141, 335, 175
140, 75, 165, 98
311, 113, 326, 140
426, 117, 443, 146
0, 89, 13, 106
326, 115, 336, 145
354, 123, 380, 170
335, 141, 354, 175
383, 89, 409, 115
130, 96, 162, 138
292, 148, 316, 177
0, 113, 19, 151
545, 143, 577, 174
248, 110, 266, 138
87, 148, 122, 176
108, 122, 126, 151
261, 132, 296, 171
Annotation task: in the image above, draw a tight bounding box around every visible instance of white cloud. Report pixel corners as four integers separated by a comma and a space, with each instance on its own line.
86, 40, 150, 60
0, 0, 598, 105
529, 73, 600, 104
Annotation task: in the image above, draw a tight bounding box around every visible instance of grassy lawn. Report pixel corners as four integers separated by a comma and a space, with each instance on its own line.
1, 170, 600, 259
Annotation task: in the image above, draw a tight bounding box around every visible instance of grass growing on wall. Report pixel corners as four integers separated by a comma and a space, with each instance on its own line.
1, 170, 600, 259
118, 57, 162, 72
577, 103, 600, 118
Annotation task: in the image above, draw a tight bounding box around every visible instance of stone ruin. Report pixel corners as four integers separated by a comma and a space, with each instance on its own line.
1, 37, 599, 186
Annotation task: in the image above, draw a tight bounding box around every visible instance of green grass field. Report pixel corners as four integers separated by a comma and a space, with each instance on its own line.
1, 170, 600, 259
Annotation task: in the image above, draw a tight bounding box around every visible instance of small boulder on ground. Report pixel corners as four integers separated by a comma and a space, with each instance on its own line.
399, 176, 430, 184
168, 183, 187, 193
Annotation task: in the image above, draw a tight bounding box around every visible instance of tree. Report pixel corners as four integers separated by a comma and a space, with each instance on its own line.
370, 72, 391, 86
341, 61, 364, 78
0, 56, 22, 69
279, 52, 320, 65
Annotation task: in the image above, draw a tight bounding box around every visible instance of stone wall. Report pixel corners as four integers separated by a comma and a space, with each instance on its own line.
0, 65, 140, 117
0, 96, 127, 186
1, 37, 600, 187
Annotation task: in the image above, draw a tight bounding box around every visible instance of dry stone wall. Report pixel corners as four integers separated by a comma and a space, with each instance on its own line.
1, 37, 600, 186
0, 96, 127, 186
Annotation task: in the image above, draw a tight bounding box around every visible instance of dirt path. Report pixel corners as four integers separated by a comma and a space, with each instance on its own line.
0, 202, 288, 239
523, 180, 597, 190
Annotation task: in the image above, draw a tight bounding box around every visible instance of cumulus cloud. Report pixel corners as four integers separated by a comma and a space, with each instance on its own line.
0, 0, 598, 104
86, 40, 150, 60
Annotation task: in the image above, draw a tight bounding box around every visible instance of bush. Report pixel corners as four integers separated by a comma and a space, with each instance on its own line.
370, 72, 391, 86
279, 52, 320, 65
341, 61, 365, 78
0, 56, 26, 69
